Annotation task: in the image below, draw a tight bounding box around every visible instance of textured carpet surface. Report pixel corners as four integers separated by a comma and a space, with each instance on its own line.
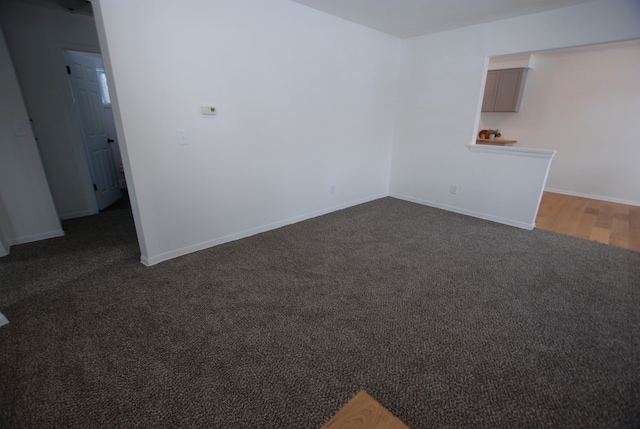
0, 197, 638, 428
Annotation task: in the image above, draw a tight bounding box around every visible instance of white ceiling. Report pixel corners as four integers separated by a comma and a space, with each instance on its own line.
291, 0, 598, 39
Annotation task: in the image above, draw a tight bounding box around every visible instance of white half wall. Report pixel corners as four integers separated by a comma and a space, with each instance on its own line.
0, 25, 64, 252
390, 0, 640, 228
0, 1, 101, 219
0, 231, 8, 257
480, 40, 640, 206
92, 0, 401, 265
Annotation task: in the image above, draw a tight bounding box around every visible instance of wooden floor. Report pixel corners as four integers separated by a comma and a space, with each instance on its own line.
536, 192, 640, 252
321, 390, 410, 429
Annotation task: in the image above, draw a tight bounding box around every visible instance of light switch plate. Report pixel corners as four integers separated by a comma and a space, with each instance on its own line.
177, 129, 188, 145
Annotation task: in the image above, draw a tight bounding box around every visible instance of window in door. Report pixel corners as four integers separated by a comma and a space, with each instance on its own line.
96, 68, 111, 106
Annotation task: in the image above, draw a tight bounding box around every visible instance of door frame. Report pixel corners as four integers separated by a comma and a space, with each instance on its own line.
49, 41, 103, 217
63, 48, 121, 210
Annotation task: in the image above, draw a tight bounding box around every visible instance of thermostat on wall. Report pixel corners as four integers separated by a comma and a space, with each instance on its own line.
201, 106, 217, 116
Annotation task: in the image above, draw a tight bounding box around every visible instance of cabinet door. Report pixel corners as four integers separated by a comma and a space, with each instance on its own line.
493, 69, 526, 112
482, 70, 500, 112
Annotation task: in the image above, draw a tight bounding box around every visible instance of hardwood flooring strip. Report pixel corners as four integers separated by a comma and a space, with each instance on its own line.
536, 192, 640, 252
321, 390, 410, 429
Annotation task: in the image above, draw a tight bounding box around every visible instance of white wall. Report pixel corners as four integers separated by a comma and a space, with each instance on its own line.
0, 25, 64, 253
92, 0, 401, 265
0, 1, 102, 219
390, 0, 640, 228
0, 228, 8, 257
480, 40, 640, 206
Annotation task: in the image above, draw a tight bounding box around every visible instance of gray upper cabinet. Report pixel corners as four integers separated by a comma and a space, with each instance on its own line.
482, 68, 527, 112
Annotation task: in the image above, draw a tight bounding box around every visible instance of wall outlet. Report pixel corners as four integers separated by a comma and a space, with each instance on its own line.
201, 106, 216, 116
13, 122, 26, 136
450, 184, 458, 194
329, 185, 336, 195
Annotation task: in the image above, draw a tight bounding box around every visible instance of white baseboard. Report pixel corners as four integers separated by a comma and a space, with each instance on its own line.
60, 209, 99, 220
141, 193, 389, 266
544, 188, 640, 207
0, 311, 8, 327
8, 229, 65, 246
389, 193, 535, 230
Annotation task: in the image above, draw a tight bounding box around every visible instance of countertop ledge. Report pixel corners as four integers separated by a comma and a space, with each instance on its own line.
476, 139, 517, 145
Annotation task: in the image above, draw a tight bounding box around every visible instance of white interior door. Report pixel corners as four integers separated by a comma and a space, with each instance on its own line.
65, 50, 121, 210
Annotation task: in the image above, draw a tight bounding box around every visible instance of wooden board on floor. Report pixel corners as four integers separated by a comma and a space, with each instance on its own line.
321, 390, 410, 429
536, 192, 640, 252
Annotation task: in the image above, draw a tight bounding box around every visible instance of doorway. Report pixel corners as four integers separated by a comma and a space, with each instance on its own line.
478, 40, 640, 242
64, 49, 123, 211
0, 0, 138, 260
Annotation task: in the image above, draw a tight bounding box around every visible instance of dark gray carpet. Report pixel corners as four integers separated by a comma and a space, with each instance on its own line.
1, 197, 638, 428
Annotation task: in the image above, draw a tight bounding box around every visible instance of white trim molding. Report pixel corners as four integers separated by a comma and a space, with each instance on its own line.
468, 144, 556, 160
0, 242, 8, 257
0, 311, 8, 327
141, 193, 388, 266
9, 229, 65, 246
545, 187, 640, 207
390, 193, 535, 230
